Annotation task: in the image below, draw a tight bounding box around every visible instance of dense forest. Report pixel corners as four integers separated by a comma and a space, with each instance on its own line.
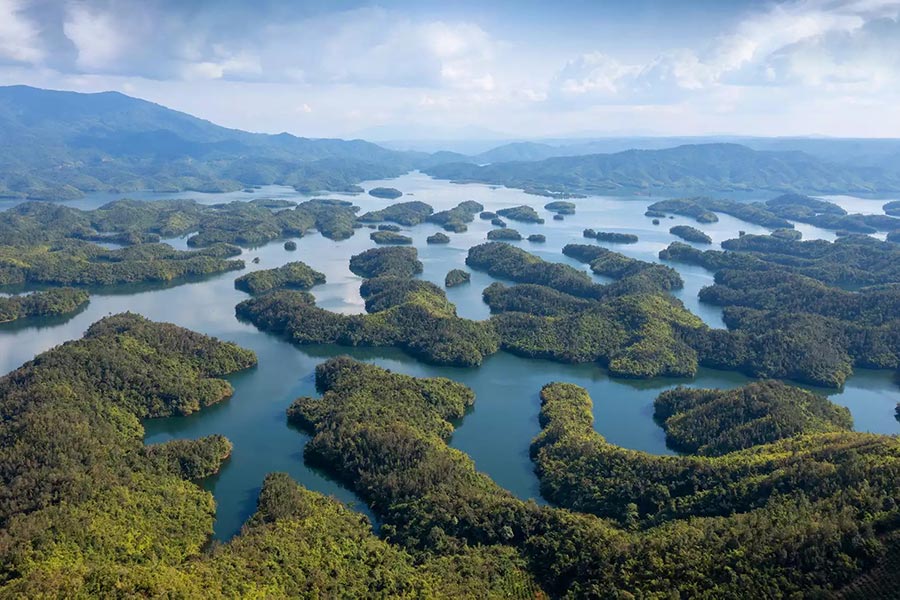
0, 287, 89, 323
234, 261, 326, 295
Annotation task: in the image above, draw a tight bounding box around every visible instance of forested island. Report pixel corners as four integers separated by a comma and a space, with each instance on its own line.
234, 261, 326, 295
0, 287, 89, 323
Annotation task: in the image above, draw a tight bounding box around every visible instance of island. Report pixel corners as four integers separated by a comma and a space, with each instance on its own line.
444, 269, 470, 287
234, 261, 326, 295
370, 230, 413, 244
367, 187, 403, 199
426, 232, 451, 244
669, 224, 712, 243
0, 287, 90, 323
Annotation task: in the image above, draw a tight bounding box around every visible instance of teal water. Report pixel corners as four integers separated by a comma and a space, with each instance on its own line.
1, 172, 898, 540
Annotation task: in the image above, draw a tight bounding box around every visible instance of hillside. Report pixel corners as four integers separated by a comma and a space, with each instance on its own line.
429, 143, 900, 195
0, 86, 429, 200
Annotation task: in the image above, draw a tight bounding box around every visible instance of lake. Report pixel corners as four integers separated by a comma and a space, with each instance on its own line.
1, 171, 897, 539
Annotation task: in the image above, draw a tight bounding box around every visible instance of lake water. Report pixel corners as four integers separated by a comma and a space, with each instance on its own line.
1, 172, 897, 539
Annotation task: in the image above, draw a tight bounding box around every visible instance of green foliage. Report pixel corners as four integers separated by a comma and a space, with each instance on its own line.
527, 234, 546, 243
427, 201, 484, 232
359, 200, 433, 225
445, 269, 470, 288
349, 246, 423, 278
544, 201, 575, 214
0, 288, 89, 323
367, 187, 403, 199
283, 239, 297, 250
487, 228, 522, 241
234, 261, 326, 295
654, 381, 853, 455
563, 243, 683, 294
670, 224, 712, 244
467, 242, 604, 299
0, 240, 243, 287
236, 279, 500, 366
496, 205, 544, 223
426, 232, 450, 244
370, 230, 413, 245
495, 293, 704, 377
583, 229, 638, 243
650, 196, 792, 228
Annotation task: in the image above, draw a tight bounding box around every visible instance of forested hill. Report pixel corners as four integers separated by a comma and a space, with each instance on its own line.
425, 143, 900, 196
0, 86, 441, 200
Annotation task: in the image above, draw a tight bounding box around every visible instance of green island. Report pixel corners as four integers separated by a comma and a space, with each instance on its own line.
370, 230, 413, 244
426, 232, 450, 244
348, 246, 423, 278
0, 287, 89, 323
491, 217, 507, 227
367, 187, 403, 199
445, 268, 471, 287
377, 223, 402, 231
669, 224, 712, 244
480, 211, 498, 219
358, 200, 434, 225
527, 233, 546, 243
544, 200, 576, 214
235, 279, 499, 366
661, 234, 900, 386
234, 261, 326, 295
0, 239, 243, 287
583, 229, 639, 244
283, 239, 297, 250
496, 205, 545, 223
427, 200, 484, 232
488, 228, 522, 240
528, 379, 900, 596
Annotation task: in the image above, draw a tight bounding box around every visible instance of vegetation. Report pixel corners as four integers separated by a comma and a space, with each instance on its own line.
583, 229, 638, 243
349, 247, 423, 278
378, 223, 402, 231
0, 287, 89, 323
283, 240, 297, 250
496, 205, 545, 223
544, 201, 575, 214
367, 187, 403, 199
358, 201, 434, 225
527, 234, 546, 243
487, 228, 522, 241
491, 218, 506, 227
445, 269, 471, 287
234, 261, 326, 295
370, 230, 413, 245
480, 211, 497, 219
670, 224, 712, 243
427, 201, 484, 232
236, 279, 499, 366
563, 244, 683, 293
426, 232, 450, 244
0, 240, 243, 287
654, 381, 853, 455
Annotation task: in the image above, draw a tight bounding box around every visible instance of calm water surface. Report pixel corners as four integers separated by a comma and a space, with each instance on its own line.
1, 173, 897, 539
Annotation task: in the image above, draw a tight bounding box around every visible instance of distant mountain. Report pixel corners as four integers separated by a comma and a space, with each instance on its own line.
0, 85, 431, 200
425, 143, 900, 196
474, 136, 900, 169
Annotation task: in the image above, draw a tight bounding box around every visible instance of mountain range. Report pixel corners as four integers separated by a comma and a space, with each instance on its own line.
2, 85, 899, 200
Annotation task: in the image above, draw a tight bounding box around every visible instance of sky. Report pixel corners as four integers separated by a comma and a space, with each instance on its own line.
1, 0, 899, 140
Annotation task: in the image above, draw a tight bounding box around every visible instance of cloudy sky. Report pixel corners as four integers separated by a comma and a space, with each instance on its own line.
1, 0, 899, 139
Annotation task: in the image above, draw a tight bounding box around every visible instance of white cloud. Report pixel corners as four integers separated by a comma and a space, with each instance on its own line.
63, 4, 127, 70
0, 0, 44, 64
551, 0, 900, 105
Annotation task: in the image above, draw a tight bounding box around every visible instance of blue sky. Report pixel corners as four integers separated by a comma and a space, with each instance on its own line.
1, 0, 898, 139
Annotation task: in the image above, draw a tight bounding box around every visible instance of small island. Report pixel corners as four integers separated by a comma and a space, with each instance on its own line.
497, 205, 545, 224
349, 247, 423, 278
479, 211, 497, 220
368, 187, 403, 199
426, 232, 450, 244
284, 240, 297, 250
445, 269, 471, 287
234, 261, 326, 295
584, 229, 639, 244
544, 201, 576, 215
528, 234, 546, 243
0, 288, 90, 323
370, 231, 413, 245
670, 225, 712, 244
488, 228, 522, 241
